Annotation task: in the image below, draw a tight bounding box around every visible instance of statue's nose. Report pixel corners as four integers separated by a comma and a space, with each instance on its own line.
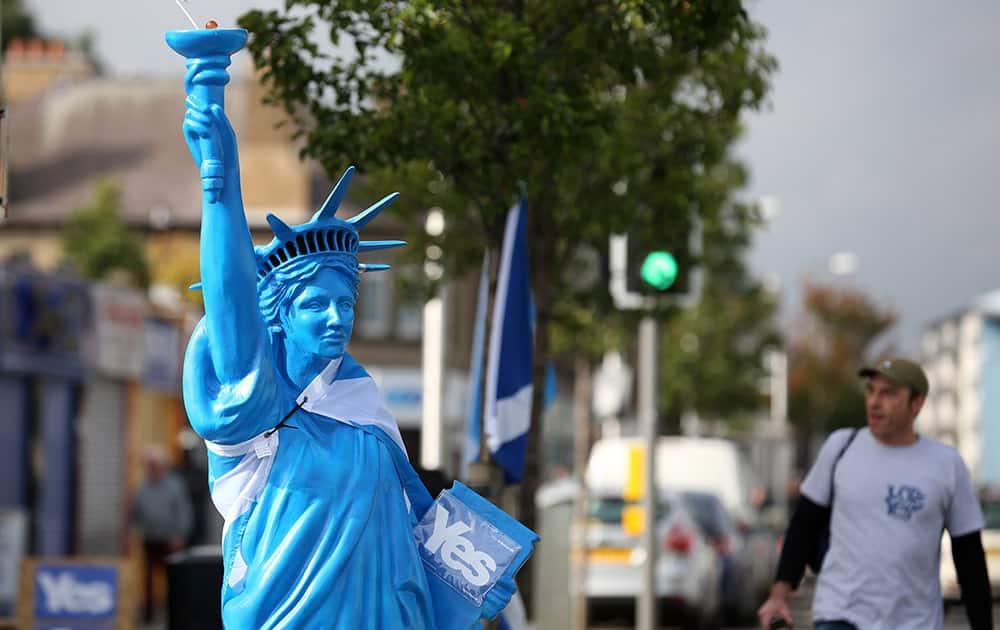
327, 305, 344, 327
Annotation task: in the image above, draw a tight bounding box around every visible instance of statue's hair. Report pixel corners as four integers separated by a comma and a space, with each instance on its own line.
257, 255, 360, 331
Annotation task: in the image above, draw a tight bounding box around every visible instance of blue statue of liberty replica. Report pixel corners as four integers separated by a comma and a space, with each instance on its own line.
168, 26, 535, 630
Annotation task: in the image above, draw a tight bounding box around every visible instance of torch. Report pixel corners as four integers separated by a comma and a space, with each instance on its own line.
165, 21, 247, 203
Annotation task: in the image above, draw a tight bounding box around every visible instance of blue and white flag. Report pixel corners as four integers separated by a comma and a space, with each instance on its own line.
484, 200, 533, 483
461, 202, 547, 626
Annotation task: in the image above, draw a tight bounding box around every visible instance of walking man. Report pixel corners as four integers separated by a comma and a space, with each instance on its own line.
132, 446, 193, 623
758, 358, 992, 629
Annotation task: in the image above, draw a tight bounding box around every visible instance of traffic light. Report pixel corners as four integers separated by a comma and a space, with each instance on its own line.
639, 251, 678, 291
609, 218, 702, 310
624, 226, 697, 297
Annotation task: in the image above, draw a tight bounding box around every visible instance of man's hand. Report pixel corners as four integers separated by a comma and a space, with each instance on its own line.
757, 581, 795, 629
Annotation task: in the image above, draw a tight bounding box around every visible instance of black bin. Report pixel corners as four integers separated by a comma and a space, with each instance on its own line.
166, 545, 223, 629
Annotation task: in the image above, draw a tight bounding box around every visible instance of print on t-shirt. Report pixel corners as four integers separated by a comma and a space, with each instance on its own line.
885, 484, 926, 521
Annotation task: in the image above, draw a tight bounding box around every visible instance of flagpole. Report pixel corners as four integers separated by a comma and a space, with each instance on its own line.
467, 247, 502, 496
466, 200, 533, 627
570, 354, 592, 630
467, 245, 502, 630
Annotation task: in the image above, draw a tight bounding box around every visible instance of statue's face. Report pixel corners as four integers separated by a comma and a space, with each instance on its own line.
281, 268, 356, 360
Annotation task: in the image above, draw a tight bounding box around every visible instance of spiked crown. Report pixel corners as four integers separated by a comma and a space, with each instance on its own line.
255, 166, 404, 285
191, 166, 406, 290
188, 166, 404, 292
191, 167, 403, 290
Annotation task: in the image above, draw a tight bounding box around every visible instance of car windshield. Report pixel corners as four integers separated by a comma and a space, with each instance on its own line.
680, 492, 727, 539
587, 496, 670, 524
982, 499, 1000, 530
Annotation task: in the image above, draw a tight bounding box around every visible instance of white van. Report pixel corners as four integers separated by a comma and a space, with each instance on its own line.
585, 436, 755, 521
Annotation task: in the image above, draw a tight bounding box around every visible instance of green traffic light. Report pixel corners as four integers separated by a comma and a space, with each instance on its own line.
640, 251, 678, 291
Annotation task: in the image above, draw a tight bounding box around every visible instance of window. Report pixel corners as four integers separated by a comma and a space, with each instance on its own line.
355, 271, 392, 338
393, 263, 425, 341
396, 301, 423, 341
586, 496, 671, 524
353, 265, 427, 342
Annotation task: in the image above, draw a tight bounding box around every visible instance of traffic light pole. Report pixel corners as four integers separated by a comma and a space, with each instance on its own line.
636, 316, 659, 630
608, 225, 701, 629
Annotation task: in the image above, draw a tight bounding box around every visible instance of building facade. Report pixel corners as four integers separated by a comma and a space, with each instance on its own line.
0, 43, 480, 566
920, 289, 1000, 487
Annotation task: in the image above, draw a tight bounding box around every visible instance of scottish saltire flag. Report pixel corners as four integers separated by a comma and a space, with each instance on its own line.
462, 203, 549, 627
464, 201, 558, 483
483, 200, 534, 483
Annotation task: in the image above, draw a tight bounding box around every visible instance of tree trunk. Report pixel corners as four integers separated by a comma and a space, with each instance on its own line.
570, 353, 592, 630
516, 246, 555, 618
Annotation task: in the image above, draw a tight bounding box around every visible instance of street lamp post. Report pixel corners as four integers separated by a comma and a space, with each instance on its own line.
421, 209, 448, 473
757, 249, 859, 522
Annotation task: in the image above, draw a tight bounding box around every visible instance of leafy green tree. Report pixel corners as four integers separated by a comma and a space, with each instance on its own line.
61, 179, 149, 287
787, 281, 897, 461
238, 1, 776, 579
658, 195, 781, 432
2, 0, 40, 46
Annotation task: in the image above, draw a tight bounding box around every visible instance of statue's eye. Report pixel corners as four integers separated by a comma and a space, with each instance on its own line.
301, 299, 325, 311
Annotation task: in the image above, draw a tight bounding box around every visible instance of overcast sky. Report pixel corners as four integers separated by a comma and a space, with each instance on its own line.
26, 0, 1000, 353
740, 1, 1000, 353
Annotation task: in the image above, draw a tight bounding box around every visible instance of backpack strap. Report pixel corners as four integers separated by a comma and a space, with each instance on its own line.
829, 428, 859, 507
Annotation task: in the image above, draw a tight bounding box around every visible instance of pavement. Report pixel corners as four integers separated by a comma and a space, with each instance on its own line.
142, 580, 995, 630
144, 608, 990, 630
590, 576, 997, 629
140, 616, 165, 630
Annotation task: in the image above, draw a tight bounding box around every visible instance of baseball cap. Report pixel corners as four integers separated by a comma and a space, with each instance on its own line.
858, 357, 929, 396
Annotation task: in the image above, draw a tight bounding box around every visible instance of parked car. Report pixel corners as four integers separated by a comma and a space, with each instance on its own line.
584, 490, 722, 628
587, 436, 775, 607
941, 488, 1000, 606
680, 490, 759, 624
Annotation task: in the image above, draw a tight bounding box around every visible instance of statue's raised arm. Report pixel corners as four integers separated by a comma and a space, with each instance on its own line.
182, 97, 262, 381
168, 27, 261, 383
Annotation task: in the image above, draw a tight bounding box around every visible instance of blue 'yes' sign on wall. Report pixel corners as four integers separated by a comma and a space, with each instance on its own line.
413, 492, 521, 606
33, 564, 118, 620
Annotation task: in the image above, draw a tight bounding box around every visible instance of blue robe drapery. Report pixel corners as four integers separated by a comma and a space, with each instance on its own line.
183, 320, 436, 629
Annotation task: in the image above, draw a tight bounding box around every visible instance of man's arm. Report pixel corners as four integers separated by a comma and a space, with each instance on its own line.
951, 530, 992, 630
774, 495, 830, 587
760, 431, 849, 629
757, 496, 830, 628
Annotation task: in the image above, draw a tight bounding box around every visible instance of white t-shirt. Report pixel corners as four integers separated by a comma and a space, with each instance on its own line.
800, 428, 984, 630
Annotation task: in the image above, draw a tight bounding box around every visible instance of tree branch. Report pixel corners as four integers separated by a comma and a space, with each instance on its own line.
534, 0, 615, 64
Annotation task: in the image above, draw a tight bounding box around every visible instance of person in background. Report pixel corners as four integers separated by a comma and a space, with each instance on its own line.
131, 445, 193, 624
757, 358, 992, 630
176, 429, 210, 548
